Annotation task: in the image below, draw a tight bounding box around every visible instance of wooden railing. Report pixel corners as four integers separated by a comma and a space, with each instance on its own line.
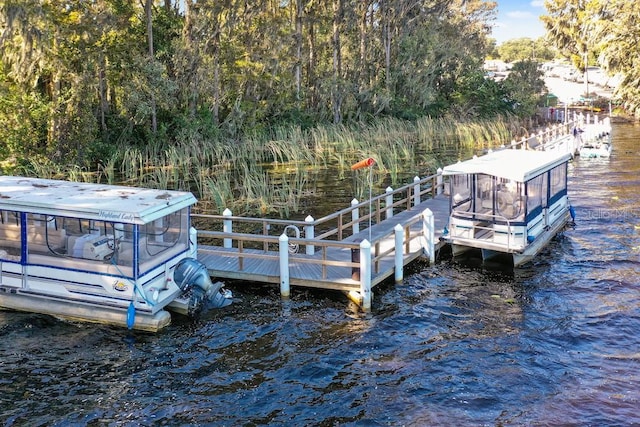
191, 170, 445, 250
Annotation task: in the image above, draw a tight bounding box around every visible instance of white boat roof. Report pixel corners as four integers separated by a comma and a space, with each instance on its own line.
0, 176, 197, 224
441, 149, 571, 182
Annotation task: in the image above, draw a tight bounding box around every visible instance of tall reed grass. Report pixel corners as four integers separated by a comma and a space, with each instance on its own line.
17, 116, 525, 217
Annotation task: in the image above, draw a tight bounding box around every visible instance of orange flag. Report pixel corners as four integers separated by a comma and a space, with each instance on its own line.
351, 157, 375, 170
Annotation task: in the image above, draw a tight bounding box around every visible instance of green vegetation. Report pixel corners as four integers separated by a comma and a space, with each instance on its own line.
0, 1, 581, 216
0, 1, 533, 168
491, 37, 556, 63
542, 0, 640, 116
9, 115, 520, 217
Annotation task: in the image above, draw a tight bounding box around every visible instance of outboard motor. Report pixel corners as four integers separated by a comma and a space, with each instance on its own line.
173, 258, 232, 316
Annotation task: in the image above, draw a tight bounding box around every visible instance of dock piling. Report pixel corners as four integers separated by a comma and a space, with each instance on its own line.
422, 208, 435, 264
304, 215, 315, 255
189, 227, 198, 258
413, 176, 421, 206
360, 239, 372, 312
279, 233, 290, 299
394, 224, 403, 283
223, 208, 232, 249
385, 187, 393, 219
351, 199, 360, 234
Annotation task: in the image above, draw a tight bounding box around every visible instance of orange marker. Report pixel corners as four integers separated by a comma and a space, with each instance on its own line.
351, 157, 375, 170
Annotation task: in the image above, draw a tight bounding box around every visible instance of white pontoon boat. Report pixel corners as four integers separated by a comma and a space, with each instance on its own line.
576, 116, 613, 158
0, 176, 230, 331
578, 132, 612, 158
442, 149, 573, 266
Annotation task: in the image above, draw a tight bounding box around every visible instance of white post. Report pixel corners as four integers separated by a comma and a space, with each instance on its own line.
351, 198, 360, 234
189, 227, 198, 259
436, 168, 443, 195
279, 233, 290, 299
223, 208, 232, 249
304, 215, 315, 255
385, 187, 393, 220
394, 224, 403, 283
413, 176, 421, 206
422, 208, 435, 264
360, 239, 372, 312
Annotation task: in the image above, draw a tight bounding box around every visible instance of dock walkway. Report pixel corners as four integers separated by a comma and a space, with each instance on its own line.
197, 195, 449, 290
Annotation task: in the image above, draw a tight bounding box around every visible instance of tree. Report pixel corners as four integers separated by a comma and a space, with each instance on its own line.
542, 0, 640, 116
502, 60, 546, 117
589, 0, 640, 116
497, 37, 555, 63
3, 0, 539, 167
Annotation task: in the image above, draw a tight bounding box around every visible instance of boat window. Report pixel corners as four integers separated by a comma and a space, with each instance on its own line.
139, 210, 188, 258
0, 210, 22, 261
526, 174, 546, 216
475, 174, 494, 213
496, 178, 524, 221
24, 213, 133, 277
138, 208, 190, 273
18, 207, 190, 276
550, 164, 567, 198
450, 175, 472, 212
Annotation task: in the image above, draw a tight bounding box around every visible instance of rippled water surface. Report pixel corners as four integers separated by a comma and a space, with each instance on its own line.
2, 124, 640, 426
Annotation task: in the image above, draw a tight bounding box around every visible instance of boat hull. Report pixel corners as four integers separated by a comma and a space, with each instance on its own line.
579, 144, 612, 158
579, 133, 612, 158
512, 210, 570, 266
0, 289, 172, 332
448, 210, 571, 267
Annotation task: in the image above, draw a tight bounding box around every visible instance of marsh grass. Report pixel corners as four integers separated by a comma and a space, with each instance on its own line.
19, 116, 525, 217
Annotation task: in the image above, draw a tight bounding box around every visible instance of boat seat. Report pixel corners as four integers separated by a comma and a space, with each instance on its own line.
0, 223, 67, 253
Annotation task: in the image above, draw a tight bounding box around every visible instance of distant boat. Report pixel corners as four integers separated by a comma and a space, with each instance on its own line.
0, 176, 231, 331
576, 116, 613, 158
578, 132, 612, 158
442, 149, 573, 267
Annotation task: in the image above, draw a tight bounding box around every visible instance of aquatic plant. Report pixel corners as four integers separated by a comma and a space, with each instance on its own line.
18, 116, 526, 217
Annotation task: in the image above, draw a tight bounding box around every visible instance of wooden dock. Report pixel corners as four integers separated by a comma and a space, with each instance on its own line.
192, 113, 605, 310
197, 196, 449, 287
193, 175, 449, 310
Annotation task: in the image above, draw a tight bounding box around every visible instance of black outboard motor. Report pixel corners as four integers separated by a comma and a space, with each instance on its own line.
173, 258, 232, 316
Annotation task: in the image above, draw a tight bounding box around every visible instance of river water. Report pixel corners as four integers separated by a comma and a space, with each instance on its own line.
1, 123, 639, 426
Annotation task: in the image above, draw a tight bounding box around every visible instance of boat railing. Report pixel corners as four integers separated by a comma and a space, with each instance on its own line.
449, 210, 524, 252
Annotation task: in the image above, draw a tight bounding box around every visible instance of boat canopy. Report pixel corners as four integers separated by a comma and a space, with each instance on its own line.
0, 176, 197, 224
442, 149, 571, 182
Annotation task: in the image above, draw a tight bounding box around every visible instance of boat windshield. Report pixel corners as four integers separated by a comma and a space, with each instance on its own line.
449, 174, 524, 222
